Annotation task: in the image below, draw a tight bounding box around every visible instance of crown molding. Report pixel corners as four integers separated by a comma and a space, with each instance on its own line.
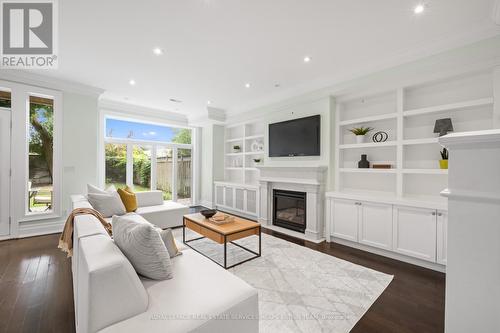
494, 0, 500, 25
0, 69, 104, 96
99, 98, 189, 125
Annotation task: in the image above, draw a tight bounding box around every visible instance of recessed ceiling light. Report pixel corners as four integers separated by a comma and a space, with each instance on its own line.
303, 56, 311, 63
207, 100, 211, 105
414, 4, 425, 14
245, 83, 251, 88
129, 79, 136, 86
169, 98, 182, 103
153, 47, 164, 55
274, 83, 281, 88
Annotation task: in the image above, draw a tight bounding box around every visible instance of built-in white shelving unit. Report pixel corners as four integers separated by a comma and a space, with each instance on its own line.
223, 121, 265, 185
334, 70, 496, 205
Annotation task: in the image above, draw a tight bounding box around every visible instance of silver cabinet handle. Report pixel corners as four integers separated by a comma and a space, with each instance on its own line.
438, 213, 442, 217
432, 212, 436, 216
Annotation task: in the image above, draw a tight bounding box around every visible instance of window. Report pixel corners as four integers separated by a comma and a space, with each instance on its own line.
105, 143, 127, 188
156, 147, 173, 200
0, 91, 11, 108
132, 145, 151, 192
28, 96, 54, 213
103, 117, 194, 204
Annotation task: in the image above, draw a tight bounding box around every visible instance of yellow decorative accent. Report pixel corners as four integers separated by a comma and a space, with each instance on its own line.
439, 160, 448, 169
117, 187, 138, 212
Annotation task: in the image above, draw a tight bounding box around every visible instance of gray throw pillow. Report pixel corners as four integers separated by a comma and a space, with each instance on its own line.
113, 215, 173, 280
87, 192, 126, 218
157, 228, 182, 258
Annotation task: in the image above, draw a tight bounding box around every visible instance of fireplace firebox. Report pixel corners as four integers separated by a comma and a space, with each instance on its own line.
273, 189, 306, 233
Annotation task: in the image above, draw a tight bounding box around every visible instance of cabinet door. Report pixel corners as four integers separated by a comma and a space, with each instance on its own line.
359, 202, 393, 250
234, 188, 245, 211
393, 206, 437, 262
436, 210, 448, 265
224, 186, 234, 208
246, 189, 258, 215
332, 199, 359, 242
215, 185, 224, 206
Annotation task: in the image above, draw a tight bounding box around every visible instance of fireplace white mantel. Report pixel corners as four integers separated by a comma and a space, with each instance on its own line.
256, 166, 327, 243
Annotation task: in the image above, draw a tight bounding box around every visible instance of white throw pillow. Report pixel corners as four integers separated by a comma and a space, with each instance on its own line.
87, 183, 116, 195
113, 215, 173, 280
157, 228, 182, 258
87, 193, 126, 217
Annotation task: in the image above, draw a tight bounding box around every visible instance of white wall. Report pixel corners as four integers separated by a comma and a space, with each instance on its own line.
200, 124, 224, 207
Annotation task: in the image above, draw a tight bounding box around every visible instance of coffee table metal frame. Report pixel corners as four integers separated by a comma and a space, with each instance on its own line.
182, 217, 261, 269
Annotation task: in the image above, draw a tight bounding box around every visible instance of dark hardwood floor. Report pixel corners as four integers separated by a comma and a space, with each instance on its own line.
0, 220, 444, 333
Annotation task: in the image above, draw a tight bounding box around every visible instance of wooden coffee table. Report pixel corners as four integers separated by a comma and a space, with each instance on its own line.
183, 212, 261, 269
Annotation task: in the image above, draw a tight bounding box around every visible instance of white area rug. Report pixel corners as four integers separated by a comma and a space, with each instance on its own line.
174, 229, 393, 333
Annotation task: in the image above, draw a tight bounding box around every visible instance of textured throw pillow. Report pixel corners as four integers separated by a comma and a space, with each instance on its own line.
87, 183, 116, 195
117, 186, 138, 212
157, 228, 182, 258
113, 215, 173, 280
87, 192, 126, 218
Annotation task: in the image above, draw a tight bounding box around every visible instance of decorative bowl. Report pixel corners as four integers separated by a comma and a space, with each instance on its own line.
200, 209, 217, 219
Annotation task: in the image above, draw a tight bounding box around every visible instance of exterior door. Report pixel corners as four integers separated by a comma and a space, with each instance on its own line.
0, 109, 11, 236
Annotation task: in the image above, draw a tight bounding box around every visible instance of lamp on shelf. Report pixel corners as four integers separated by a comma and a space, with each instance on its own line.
434, 118, 454, 137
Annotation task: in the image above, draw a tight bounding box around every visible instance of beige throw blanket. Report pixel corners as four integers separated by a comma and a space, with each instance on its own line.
58, 208, 113, 257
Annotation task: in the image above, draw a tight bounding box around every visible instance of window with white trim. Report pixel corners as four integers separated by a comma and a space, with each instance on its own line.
104, 117, 193, 205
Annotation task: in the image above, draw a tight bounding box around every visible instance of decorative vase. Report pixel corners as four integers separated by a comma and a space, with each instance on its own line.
439, 160, 448, 169
358, 154, 370, 168
356, 135, 365, 144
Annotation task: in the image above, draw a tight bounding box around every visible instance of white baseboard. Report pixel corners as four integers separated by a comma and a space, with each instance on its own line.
18, 219, 65, 238
330, 236, 446, 273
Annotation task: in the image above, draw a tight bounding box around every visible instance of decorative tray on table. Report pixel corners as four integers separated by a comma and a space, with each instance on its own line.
208, 214, 235, 225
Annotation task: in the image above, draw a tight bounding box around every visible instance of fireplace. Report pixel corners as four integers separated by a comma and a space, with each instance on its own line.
273, 189, 306, 233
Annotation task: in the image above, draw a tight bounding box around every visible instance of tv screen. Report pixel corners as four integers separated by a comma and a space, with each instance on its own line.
269, 115, 320, 157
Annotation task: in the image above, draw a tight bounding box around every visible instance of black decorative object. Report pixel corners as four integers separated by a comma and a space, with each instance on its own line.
358, 154, 370, 168
372, 131, 388, 143
200, 209, 217, 218
434, 118, 454, 136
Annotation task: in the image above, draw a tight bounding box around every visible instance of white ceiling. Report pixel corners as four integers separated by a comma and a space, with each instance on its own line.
49, 0, 500, 118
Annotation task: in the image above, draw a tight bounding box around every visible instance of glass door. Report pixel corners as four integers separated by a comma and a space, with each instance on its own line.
176, 148, 192, 205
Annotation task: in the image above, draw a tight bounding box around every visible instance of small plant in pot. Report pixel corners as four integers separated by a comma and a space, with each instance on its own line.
439, 148, 448, 169
253, 158, 262, 165
349, 127, 374, 144
232, 145, 241, 153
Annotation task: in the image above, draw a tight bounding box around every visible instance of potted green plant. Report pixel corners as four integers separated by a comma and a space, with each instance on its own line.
253, 158, 262, 165
439, 148, 448, 169
232, 145, 241, 153
349, 126, 374, 144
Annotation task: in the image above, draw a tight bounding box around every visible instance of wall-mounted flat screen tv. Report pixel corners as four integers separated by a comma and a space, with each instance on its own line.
269, 115, 320, 157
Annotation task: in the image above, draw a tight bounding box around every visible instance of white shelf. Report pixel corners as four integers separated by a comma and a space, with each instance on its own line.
245, 134, 264, 140
402, 138, 439, 145
339, 112, 398, 126
402, 169, 448, 175
339, 141, 397, 149
403, 97, 493, 117
225, 167, 243, 170
226, 152, 244, 156
245, 167, 259, 171
339, 168, 397, 174
225, 137, 244, 143
245, 151, 265, 155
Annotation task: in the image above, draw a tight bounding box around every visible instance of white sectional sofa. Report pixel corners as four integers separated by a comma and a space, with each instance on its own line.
72, 190, 189, 229
70, 197, 259, 333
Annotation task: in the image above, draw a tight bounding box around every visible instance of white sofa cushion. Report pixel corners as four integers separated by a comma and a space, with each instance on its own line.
135, 201, 189, 229
135, 190, 163, 207
87, 192, 126, 218
112, 215, 173, 280
79, 234, 148, 333
99, 249, 259, 333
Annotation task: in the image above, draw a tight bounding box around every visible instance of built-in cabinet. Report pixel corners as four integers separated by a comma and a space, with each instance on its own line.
327, 195, 448, 269
214, 181, 259, 217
